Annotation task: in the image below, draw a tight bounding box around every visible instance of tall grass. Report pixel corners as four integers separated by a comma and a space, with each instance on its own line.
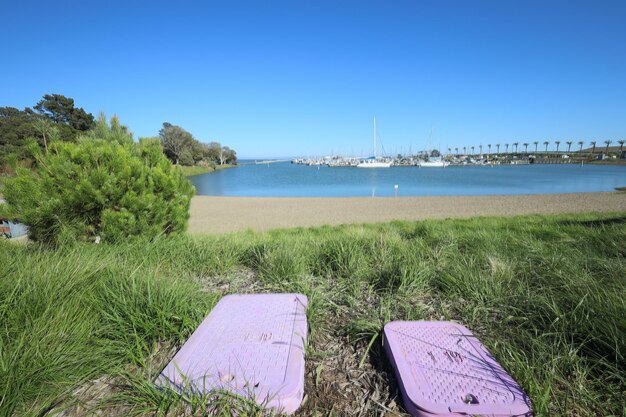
0, 243, 216, 416
0, 213, 624, 416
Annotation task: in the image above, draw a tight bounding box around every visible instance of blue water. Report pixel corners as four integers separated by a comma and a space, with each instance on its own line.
190, 163, 626, 197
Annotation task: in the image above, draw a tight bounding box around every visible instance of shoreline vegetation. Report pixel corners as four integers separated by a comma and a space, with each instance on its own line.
1, 212, 624, 416
178, 163, 235, 177
0, 95, 238, 185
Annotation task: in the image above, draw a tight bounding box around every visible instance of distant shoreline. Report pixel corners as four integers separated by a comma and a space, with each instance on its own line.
179, 164, 235, 177
188, 191, 626, 234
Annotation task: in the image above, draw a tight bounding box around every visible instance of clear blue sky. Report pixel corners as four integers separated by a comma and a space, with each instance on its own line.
2, 0, 625, 158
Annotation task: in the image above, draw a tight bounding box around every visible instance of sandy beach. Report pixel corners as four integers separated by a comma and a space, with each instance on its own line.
188, 192, 626, 234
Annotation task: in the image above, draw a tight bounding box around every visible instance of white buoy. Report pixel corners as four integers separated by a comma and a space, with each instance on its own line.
394, 184, 399, 197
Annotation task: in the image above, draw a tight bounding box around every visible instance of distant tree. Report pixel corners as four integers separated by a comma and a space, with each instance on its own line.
455, 147, 459, 154
523, 143, 529, 153
604, 140, 612, 155
219, 146, 237, 165
463, 146, 466, 155
207, 142, 222, 162
505, 143, 509, 153
188, 140, 209, 164
618, 140, 625, 155
554, 141, 561, 153
496, 144, 500, 153
479, 144, 483, 154
34, 93, 95, 134
513, 142, 519, 153
0, 107, 40, 161
566, 141, 573, 153
543, 141, 549, 152
590, 141, 596, 155
470, 146, 474, 155
487, 144, 492, 154
1, 94, 94, 164
533, 141, 539, 152
578, 141, 584, 152
159, 122, 194, 165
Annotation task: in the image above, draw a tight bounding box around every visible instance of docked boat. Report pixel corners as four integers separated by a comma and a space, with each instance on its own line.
419, 158, 448, 168
357, 157, 392, 168
357, 117, 391, 168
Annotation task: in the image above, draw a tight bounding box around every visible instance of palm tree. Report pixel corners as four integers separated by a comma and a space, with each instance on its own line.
533, 141, 539, 152
455, 147, 459, 155
479, 144, 483, 155
543, 141, 549, 152
523, 143, 529, 153
463, 146, 466, 155
566, 141, 572, 153
555, 140, 561, 153
604, 140, 612, 155
505, 143, 509, 153
578, 141, 584, 152
590, 141, 596, 155
448, 147, 452, 155
513, 142, 519, 153
618, 140, 625, 155
471, 146, 475, 155
496, 144, 500, 153
488, 144, 492, 154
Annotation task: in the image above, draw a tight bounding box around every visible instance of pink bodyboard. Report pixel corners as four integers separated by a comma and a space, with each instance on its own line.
158, 293, 308, 414
384, 321, 533, 417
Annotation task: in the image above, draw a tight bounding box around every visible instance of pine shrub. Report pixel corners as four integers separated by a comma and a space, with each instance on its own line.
0, 116, 195, 244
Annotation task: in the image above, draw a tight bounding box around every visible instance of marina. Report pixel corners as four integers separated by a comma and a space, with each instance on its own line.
289, 151, 615, 167
189, 162, 626, 197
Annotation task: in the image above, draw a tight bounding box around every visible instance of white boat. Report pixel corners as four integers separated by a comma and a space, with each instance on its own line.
417, 129, 447, 167
357, 117, 391, 168
357, 158, 392, 168
419, 159, 448, 168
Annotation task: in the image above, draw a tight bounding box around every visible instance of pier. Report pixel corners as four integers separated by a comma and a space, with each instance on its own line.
239, 159, 292, 166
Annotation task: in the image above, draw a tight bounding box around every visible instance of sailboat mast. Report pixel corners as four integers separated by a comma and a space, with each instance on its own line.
373, 116, 377, 158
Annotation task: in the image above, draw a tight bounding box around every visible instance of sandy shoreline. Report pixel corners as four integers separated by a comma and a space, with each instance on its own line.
188, 192, 626, 234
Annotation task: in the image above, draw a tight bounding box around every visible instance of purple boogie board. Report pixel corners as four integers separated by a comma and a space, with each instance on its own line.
158, 293, 308, 414
384, 321, 533, 417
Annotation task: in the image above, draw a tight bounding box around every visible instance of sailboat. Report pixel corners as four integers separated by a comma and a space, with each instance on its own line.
357, 117, 391, 168
419, 158, 448, 167
419, 128, 448, 167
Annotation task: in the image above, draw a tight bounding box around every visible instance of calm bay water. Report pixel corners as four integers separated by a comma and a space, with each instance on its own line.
190, 163, 626, 197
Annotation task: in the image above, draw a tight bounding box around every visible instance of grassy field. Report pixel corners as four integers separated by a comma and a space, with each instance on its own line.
178, 164, 234, 177
0, 213, 625, 416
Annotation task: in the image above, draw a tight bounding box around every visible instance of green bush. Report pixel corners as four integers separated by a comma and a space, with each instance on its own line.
0, 116, 195, 244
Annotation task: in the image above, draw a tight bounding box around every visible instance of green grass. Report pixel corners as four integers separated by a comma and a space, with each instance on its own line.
177, 164, 234, 177
1, 213, 625, 416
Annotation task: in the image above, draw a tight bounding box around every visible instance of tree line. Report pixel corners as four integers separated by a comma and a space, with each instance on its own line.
0, 94, 236, 169
156, 123, 236, 166
0, 94, 96, 162
447, 140, 625, 157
